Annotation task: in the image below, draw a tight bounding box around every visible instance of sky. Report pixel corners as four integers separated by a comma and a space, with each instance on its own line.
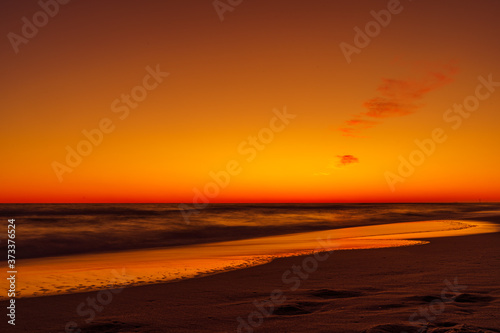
1, 0, 500, 203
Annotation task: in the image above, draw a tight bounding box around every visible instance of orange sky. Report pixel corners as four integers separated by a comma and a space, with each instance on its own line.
1, 0, 500, 203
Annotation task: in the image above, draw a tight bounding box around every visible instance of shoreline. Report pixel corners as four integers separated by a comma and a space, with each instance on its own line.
3, 219, 497, 300
2, 216, 500, 332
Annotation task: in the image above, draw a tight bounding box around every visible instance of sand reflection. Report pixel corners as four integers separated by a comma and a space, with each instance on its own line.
2, 220, 497, 299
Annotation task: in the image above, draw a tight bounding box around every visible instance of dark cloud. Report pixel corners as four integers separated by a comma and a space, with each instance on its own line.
337, 155, 359, 166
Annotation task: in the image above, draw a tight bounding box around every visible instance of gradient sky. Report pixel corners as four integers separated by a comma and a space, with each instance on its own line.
1, 0, 500, 203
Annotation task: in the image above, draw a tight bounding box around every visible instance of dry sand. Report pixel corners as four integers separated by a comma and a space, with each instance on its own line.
3, 216, 500, 332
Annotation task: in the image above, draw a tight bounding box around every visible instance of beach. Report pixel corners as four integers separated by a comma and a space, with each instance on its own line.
2, 214, 500, 332
3, 0, 500, 331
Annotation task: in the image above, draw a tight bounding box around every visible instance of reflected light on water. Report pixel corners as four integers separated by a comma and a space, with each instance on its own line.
2, 220, 498, 299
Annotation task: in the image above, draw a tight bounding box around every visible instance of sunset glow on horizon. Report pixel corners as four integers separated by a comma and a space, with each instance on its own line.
2, 0, 500, 203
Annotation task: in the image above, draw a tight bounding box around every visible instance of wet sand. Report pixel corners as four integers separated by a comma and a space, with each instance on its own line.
2, 216, 500, 332
2, 220, 496, 300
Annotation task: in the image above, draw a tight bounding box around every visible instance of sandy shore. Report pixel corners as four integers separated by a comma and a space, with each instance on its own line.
3, 216, 500, 332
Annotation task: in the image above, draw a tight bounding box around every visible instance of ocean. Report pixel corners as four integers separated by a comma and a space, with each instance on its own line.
1, 203, 498, 259
1, 203, 499, 298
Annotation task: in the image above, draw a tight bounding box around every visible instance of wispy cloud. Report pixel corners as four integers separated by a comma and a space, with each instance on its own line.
340, 118, 378, 137
313, 154, 359, 176
363, 97, 417, 118
339, 62, 458, 137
